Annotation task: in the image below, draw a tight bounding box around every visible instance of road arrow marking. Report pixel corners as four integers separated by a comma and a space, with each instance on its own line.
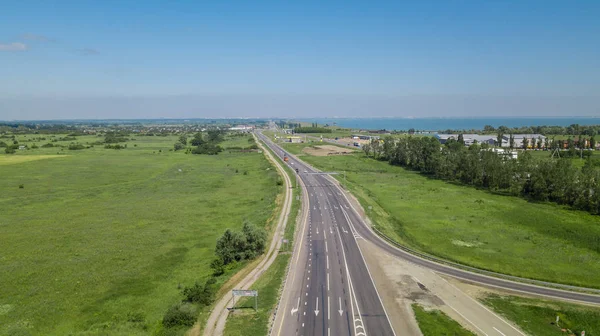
338, 297, 343, 316
315, 297, 319, 316
291, 298, 300, 315
316, 227, 319, 235
342, 227, 348, 234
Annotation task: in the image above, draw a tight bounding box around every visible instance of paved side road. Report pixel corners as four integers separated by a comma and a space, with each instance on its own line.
202, 134, 293, 336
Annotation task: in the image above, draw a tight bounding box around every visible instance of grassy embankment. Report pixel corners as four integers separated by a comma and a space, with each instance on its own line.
412, 305, 476, 336
483, 295, 600, 335
222, 136, 303, 336
0, 133, 280, 336
277, 141, 600, 288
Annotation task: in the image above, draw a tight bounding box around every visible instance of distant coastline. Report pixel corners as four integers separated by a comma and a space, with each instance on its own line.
299, 117, 600, 131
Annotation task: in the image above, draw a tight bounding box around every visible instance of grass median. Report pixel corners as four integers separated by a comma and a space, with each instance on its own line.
277, 141, 600, 288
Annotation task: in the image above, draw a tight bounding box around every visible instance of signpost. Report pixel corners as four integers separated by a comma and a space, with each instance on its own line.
232, 289, 258, 311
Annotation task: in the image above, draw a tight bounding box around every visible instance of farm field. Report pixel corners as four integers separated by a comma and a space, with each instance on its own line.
278, 141, 600, 288
0, 133, 281, 335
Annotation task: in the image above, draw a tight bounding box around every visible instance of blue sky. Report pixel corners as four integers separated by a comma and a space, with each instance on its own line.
1, 0, 599, 119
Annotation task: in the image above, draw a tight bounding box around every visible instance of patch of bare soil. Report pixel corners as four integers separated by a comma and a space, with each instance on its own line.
302, 145, 355, 156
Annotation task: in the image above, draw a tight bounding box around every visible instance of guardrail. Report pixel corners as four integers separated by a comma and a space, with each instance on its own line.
371, 226, 600, 294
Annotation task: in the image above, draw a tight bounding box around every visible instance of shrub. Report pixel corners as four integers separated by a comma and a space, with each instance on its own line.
19, 184, 24, 189
104, 144, 125, 150
0, 141, 6, 147
162, 303, 196, 328
210, 258, 225, 276
5, 147, 16, 154
41, 143, 54, 148
174, 142, 185, 151
181, 282, 204, 303
68, 143, 85, 150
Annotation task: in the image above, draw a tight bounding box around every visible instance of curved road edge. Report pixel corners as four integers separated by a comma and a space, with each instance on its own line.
202, 133, 294, 336
263, 132, 600, 306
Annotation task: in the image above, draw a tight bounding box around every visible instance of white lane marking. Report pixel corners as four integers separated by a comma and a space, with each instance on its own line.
325, 241, 328, 253
328, 296, 331, 320
324, 231, 326, 239
315, 297, 320, 316
437, 274, 527, 336
327, 272, 330, 291
340, 206, 396, 336
327, 255, 329, 269
445, 300, 489, 336
291, 298, 300, 315
316, 226, 319, 235
493, 327, 507, 336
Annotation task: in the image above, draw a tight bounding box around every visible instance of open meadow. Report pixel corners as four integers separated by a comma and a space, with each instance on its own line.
0, 133, 280, 335
277, 140, 600, 288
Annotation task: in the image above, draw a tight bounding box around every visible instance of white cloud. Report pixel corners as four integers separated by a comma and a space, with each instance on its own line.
0, 42, 27, 51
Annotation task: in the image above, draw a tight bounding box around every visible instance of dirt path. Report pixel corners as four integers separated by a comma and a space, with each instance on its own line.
200, 133, 293, 336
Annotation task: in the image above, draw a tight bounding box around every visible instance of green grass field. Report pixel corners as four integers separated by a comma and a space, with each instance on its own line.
277, 142, 600, 288
482, 294, 600, 335
412, 304, 476, 336
0, 133, 281, 335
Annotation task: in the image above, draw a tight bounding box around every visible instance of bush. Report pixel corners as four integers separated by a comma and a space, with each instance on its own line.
41, 143, 54, 148
0, 141, 6, 147
174, 142, 185, 151
104, 144, 125, 150
192, 143, 222, 155
162, 303, 197, 328
210, 258, 225, 276
68, 143, 85, 150
215, 222, 266, 265
5, 147, 16, 154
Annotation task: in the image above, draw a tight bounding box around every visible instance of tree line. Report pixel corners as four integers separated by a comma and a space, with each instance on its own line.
440, 123, 600, 136
293, 127, 332, 133
363, 136, 600, 215
174, 130, 225, 154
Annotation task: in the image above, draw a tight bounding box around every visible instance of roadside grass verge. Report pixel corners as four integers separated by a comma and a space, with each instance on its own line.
412, 304, 476, 336
222, 254, 291, 336
277, 142, 600, 288
0, 133, 280, 336
482, 294, 600, 335
222, 136, 302, 335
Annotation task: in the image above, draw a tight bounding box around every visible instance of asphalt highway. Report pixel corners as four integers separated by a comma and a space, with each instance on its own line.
258, 130, 600, 335
261, 132, 395, 336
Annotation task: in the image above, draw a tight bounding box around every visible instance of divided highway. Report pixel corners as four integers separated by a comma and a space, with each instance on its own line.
259, 129, 600, 336
259, 132, 395, 336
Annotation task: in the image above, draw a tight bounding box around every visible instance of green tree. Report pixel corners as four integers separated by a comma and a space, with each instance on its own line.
179, 135, 187, 145
174, 142, 185, 151
190, 132, 205, 146
215, 229, 247, 264
496, 133, 503, 147
590, 136, 596, 150
457, 134, 465, 145
509, 134, 515, 149
521, 137, 528, 150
